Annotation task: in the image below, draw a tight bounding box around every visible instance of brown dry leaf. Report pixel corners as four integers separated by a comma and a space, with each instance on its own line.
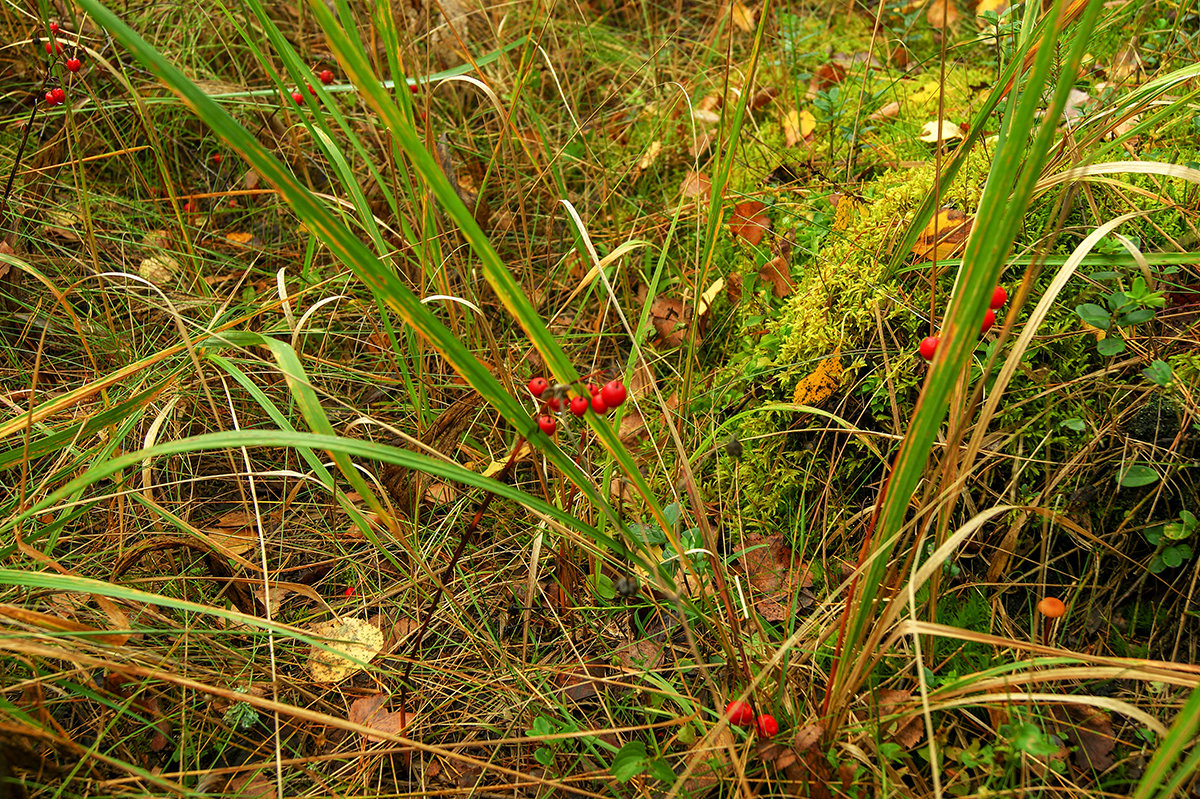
751, 86, 780, 110
767, 724, 832, 799
792, 352, 845, 406
199, 771, 274, 798
876, 689, 925, 748
307, 617, 384, 683
869, 100, 901, 121
348, 693, 410, 742
758, 256, 795, 298
558, 661, 617, 702
814, 62, 847, 90
728, 200, 770, 246
737, 533, 814, 620
680, 171, 712, 206
1049, 703, 1115, 771
913, 208, 973, 261
680, 727, 734, 796
618, 406, 648, 446
242, 169, 260, 190
926, 0, 961, 28
649, 295, 693, 348
423, 482, 458, 504
730, 1, 756, 32
0, 604, 127, 647
614, 638, 663, 670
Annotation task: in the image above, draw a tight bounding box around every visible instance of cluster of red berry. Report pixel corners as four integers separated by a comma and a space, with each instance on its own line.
527, 376, 627, 435
291, 68, 336, 105
725, 700, 780, 736
918, 285, 1007, 361
42, 22, 82, 107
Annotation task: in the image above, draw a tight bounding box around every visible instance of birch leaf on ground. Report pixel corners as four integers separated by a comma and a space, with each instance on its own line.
307, 617, 384, 683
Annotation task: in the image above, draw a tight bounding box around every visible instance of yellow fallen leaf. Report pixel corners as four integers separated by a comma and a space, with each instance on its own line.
307, 617, 384, 683
783, 109, 816, 147
731, 1, 756, 32
917, 119, 964, 143
792, 352, 845, 406
975, 0, 1008, 16
926, 0, 961, 29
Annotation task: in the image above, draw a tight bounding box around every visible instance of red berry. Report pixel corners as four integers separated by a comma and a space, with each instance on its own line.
319, 69, 334, 85
291, 91, 304, 104
343, 585, 356, 597
409, 82, 419, 93
600, 380, 627, 408
756, 714, 780, 736
569, 395, 589, 416
537, 415, 557, 435
307, 83, 316, 96
44, 91, 56, 106
49, 22, 60, 34
545, 396, 561, 413
45, 41, 62, 55
183, 201, 194, 212
51, 87, 65, 104
587, 384, 600, 396
65, 57, 81, 73
528, 377, 548, 397
981, 308, 996, 334
990, 285, 1007, 310
212, 153, 223, 164
591, 394, 608, 414
918, 335, 939, 361
725, 700, 755, 727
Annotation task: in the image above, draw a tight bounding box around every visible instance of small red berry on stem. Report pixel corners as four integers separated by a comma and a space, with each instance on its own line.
319, 69, 334, 85
49, 22, 60, 34
537, 415, 557, 435
545, 396, 562, 413
291, 90, 304, 105
343, 585, 356, 597
51, 87, 65, 104
44, 91, 56, 107
307, 83, 317, 96
587, 384, 600, 396
919, 335, 939, 361
981, 308, 996, 334
990, 285, 1007, 310
212, 153, 223, 164
528, 377, 548, 397
600, 380, 627, 408
183, 201, 194, 213
756, 714, 780, 737
725, 700, 755, 727
569, 395, 589, 417
591, 394, 608, 414
45, 40, 62, 55
66, 57, 81, 73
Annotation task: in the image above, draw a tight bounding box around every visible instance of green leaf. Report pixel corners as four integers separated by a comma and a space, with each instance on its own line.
1162, 547, 1183, 568
1118, 464, 1160, 487
610, 741, 649, 782
1145, 526, 1164, 545
1119, 308, 1156, 325
1142, 360, 1174, 386
1163, 523, 1191, 542
1181, 511, 1198, 531
1097, 337, 1127, 356
534, 747, 554, 766
590, 573, 616, 600
1076, 303, 1111, 329
1150, 555, 1166, 573
1060, 418, 1087, 432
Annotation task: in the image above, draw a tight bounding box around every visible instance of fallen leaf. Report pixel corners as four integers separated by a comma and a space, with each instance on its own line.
618, 406, 648, 446
728, 200, 771, 246
225, 231, 257, 246
558, 661, 617, 702
869, 101, 901, 121
792, 352, 845, 406
138, 255, 178, 283
680, 171, 712, 206
758, 256, 795, 298
648, 295, 694, 348
783, 109, 817, 147
730, 1, 756, 32
697, 277, 727, 319
912, 208, 973, 261
636, 140, 662, 172
876, 689, 925, 748
348, 693, 410, 741
307, 617, 384, 683
814, 62, 847, 90
736, 533, 814, 620
917, 119, 964, 143
926, 0, 961, 29
975, 0, 1008, 15
751, 86, 780, 109
1049, 702, 1115, 771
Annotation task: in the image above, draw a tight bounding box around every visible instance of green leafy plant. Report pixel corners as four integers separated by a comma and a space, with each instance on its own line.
1145, 511, 1197, 573
1074, 275, 1166, 356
